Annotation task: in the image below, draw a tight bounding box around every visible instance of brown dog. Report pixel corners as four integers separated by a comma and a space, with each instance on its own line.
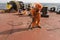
29, 3, 43, 29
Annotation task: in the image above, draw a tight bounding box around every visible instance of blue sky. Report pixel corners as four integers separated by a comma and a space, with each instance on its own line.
0, 0, 60, 3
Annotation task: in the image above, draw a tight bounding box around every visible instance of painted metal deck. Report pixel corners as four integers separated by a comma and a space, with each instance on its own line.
0, 12, 60, 40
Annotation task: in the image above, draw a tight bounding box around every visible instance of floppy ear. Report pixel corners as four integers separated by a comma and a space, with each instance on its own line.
39, 4, 43, 10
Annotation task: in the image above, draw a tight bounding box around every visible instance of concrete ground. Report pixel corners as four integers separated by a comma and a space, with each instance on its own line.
0, 12, 60, 40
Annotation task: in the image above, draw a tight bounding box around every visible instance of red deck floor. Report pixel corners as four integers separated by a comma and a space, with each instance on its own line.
0, 12, 60, 40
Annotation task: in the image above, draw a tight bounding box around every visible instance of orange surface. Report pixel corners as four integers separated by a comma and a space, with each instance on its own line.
0, 12, 60, 40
